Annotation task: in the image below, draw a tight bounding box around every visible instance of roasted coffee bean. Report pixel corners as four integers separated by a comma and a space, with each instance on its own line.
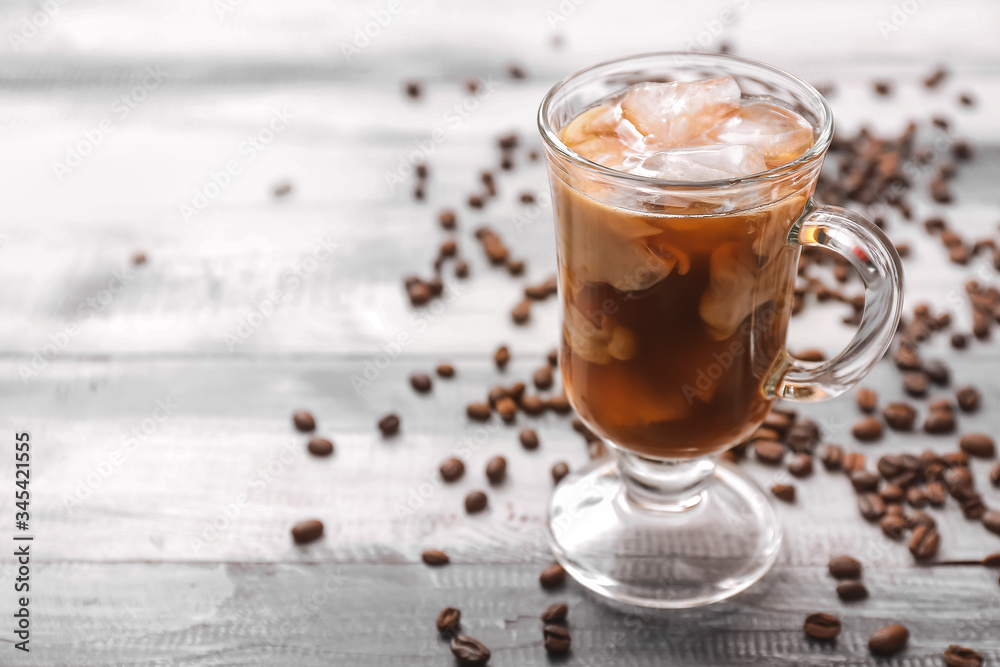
909, 523, 940, 559
293, 410, 316, 433
869, 624, 909, 657
844, 451, 866, 473
511, 300, 531, 325
494, 345, 510, 370
924, 66, 949, 88
543, 624, 571, 654
307, 437, 334, 457
906, 486, 927, 508
944, 466, 973, 492
547, 348, 559, 367
437, 607, 461, 634
852, 417, 883, 442
859, 493, 886, 521
438, 209, 457, 230
467, 402, 491, 421
754, 440, 785, 465
960, 433, 995, 458
962, 495, 986, 520
820, 444, 844, 470
873, 80, 892, 96
893, 346, 922, 370
404, 80, 422, 99
506, 259, 526, 276
454, 260, 470, 278
902, 372, 929, 397
951, 333, 968, 349
546, 394, 572, 414
907, 510, 936, 530
753, 426, 782, 442
426, 277, 443, 296
880, 483, 905, 503
925, 481, 947, 506
440, 457, 465, 482
495, 397, 517, 423
763, 410, 792, 436
507, 382, 526, 403
925, 410, 956, 434
485, 456, 507, 484
924, 359, 951, 386
982, 510, 1000, 536
797, 348, 825, 361
378, 413, 401, 437
828, 555, 862, 579
464, 491, 488, 514
467, 194, 484, 209
436, 363, 455, 378
883, 403, 916, 431
551, 461, 570, 484
837, 580, 870, 600
450, 634, 491, 667
787, 419, 821, 453
291, 519, 324, 544
422, 549, 450, 566
959, 92, 976, 107
519, 429, 539, 450
520, 395, 545, 416
983, 553, 1000, 567
803, 613, 841, 640
881, 514, 907, 540
772, 484, 796, 502
956, 386, 980, 412
487, 386, 508, 407
540, 563, 566, 589
533, 366, 554, 390
439, 239, 458, 258
519, 191, 536, 205
851, 470, 880, 492
788, 454, 813, 478
991, 463, 1000, 487
943, 645, 984, 667
131, 250, 148, 266
942, 450, 969, 468
541, 602, 568, 623
410, 372, 432, 393
857, 387, 878, 413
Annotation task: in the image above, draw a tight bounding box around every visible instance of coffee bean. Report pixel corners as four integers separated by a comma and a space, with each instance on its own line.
131, 251, 148, 266
788, 454, 813, 478
763, 410, 792, 436
540, 562, 566, 589
944, 645, 983, 667
378, 413, 400, 437
404, 80, 422, 99
546, 394, 572, 414
956, 386, 981, 412
869, 624, 909, 657
533, 366, 554, 390
307, 437, 334, 457
909, 523, 940, 559
893, 346, 922, 370
951, 333, 968, 349
991, 463, 1000, 487
984, 553, 1000, 567
422, 549, 450, 566
803, 613, 841, 640
438, 209, 457, 229
494, 345, 510, 370
467, 403, 491, 421
925, 410, 956, 434
521, 395, 545, 416
857, 387, 878, 413
959, 92, 976, 107
906, 486, 927, 508
465, 491, 488, 514
754, 440, 785, 465
541, 602, 568, 623
436, 363, 455, 378
852, 417, 883, 442
440, 457, 465, 482
519, 191, 536, 204
543, 624, 571, 654
519, 429, 539, 450
291, 519, 324, 544
924, 66, 949, 88
960, 433, 995, 458
883, 403, 916, 431
962, 495, 986, 520
292, 410, 316, 433
902, 372, 929, 397
844, 451, 866, 473
906, 510, 936, 530
439, 239, 458, 258
880, 483, 905, 503
455, 261, 470, 278
881, 514, 907, 540
924, 482, 946, 506
982, 510, 1000, 536
467, 194, 484, 209
797, 348, 825, 362
485, 456, 507, 484
547, 348, 559, 367
410, 373, 432, 393
551, 461, 570, 484
495, 397, 517, 423
942, 450, 969, 468
436, 607, 461, 634
828, 555, 862, 579
859, 493, 886, 521
511, 300, 531, 325
837, 580, 869, 601
450, 634, 491, 666
506, 259, 526, 276
851, 470, 880, 492
771, 484, 795, 502
925, 359, 951, 385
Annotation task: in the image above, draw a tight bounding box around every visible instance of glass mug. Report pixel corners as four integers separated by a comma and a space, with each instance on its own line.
538, 53, 903, 608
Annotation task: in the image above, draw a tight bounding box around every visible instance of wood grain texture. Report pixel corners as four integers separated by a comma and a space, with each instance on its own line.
1, 0, 999, 664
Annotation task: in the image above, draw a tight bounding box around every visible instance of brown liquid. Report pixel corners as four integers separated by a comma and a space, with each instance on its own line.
551, 88, 816, 458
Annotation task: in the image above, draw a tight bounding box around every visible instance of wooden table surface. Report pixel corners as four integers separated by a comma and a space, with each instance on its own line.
2, 1, 1000, 664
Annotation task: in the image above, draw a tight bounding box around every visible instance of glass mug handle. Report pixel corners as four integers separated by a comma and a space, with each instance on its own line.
770, 199, 905, 401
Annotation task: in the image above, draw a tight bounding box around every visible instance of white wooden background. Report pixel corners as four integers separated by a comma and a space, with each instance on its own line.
1, 1, 1000, 664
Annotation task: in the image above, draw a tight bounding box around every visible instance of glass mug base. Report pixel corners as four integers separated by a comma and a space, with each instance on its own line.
547, 455, 781, 609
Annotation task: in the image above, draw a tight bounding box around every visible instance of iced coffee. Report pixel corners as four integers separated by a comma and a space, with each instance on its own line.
551, 76, 816, 458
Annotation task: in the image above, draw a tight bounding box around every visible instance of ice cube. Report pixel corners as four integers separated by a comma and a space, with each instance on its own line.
700, 242, 789, 340
706, 102, 814, 168
559, 103, 644, 168
627, 144, 768, 182
621, 77, 741, 149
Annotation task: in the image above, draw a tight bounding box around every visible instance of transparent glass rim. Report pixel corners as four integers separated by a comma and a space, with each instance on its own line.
537, 51, 834, 189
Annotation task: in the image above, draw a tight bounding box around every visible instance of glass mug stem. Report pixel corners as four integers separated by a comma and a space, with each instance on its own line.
614, 446, 716, 512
